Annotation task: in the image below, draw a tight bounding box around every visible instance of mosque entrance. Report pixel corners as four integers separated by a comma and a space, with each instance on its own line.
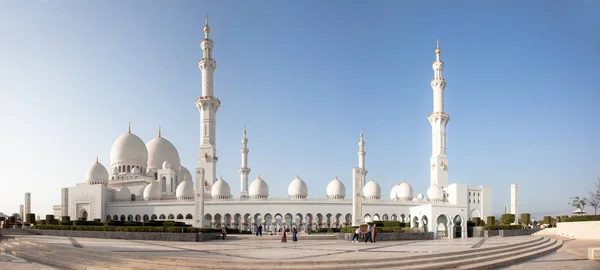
453, 215, 462, 238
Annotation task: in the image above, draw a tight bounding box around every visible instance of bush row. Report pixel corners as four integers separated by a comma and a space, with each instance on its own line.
340, 226, 419, 233
566, 215, 600, 222
483, 225, 524, 230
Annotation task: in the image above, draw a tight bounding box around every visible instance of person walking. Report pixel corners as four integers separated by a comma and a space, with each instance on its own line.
364, 224, 373, 243
292, 227, 298, 242
352, 227, 360, 242
255, 224, 259, 236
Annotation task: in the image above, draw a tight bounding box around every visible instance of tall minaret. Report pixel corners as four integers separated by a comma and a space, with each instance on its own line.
428, 40, 450, 188
195, 15, 220, 193
352, 130, 368, 226
239, 125, 250, 198
357, 130, 366, 186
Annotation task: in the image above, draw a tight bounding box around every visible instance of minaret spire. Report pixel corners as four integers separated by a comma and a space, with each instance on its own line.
358, 130, 365, 170
428, 40, 450, 188
239, 125, 250, 198
196, 14, 220, 194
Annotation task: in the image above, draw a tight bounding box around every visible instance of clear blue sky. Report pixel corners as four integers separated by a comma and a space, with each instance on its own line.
1, 0, 599, 219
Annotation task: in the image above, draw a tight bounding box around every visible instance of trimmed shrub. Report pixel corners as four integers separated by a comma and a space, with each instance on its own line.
520, 213, 531, 226
486, 216, 495, 226
46, 215, 55, 225
340, 226, 358, 233
472, 217, 484, 226
543, 216, 552, 225
381, 221, 406, 228
26, 214, 35, 224
500, 214, 515, 225
561, 215, 569, 222
567, 215, 600, 222
32, 224, 219, 233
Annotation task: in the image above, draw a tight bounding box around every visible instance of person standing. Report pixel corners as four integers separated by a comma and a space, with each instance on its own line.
364, 224, 373, 243
281, 225, 288, 242
258, 224, 263, 236
292, 227, 298, 241
372, 224, 377, 243
352, 227, 360, 242
221, 225, 227, 240
255, 224, 259, 236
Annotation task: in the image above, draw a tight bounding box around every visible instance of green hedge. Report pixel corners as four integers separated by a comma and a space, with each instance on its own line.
486, 216, 495, 226
520, 213, 531, 226
33, 224, 218, 233
26, 213, 35, 224
472, 217, 485, 226
560, 215, 569, 222
484, 225, 523, 230
566, 215, 600, 222
500, 214, 515, 225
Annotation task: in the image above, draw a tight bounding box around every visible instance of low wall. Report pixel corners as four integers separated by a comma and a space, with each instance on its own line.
336, 232, 435, 241
484, 230, 499, 237
30, 229, 221, 242
472, 227, 485, 237
557, 221, 600, 240
499, 228, 540, 237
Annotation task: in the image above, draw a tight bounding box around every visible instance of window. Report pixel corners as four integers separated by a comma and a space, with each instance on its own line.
469, 192, 471, 196
469, 199, 471, 203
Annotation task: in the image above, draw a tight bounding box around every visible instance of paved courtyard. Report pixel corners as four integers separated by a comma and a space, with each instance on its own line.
1, 235, 599, 269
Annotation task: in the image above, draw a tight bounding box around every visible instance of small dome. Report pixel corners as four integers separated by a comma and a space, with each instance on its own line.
249, 175, 269, 199
175, 176, 194, 200
427, 185, 444, 202
131, 167, 139, 174
143, 181, 161, 201
110, 131, 148, 167
146, 134, 181, 172
162, 161, 171, 170
397, 181, 414, 200
85, 159, 108, 185
390, 185, 400, 200
211, 176, 231, 200
179, 166, 193, 184
115, 186, 131, 201
326, 177, 345, 199
112, 166, 119, 174
417, 193, 424, 201
288, 175, 308, 199
363, 178, 381, 200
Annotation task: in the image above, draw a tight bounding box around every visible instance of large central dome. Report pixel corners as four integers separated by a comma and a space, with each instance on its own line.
110, 129, 148, 167
146, 133, 181, 172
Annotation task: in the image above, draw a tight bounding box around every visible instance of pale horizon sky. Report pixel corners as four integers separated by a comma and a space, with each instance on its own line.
1, 1, 599, 219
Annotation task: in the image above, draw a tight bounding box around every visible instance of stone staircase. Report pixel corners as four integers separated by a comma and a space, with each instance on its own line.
0, 236, 562, 270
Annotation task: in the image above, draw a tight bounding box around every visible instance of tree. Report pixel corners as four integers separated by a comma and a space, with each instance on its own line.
569, 196, 588, 214
589, 178, 600, 215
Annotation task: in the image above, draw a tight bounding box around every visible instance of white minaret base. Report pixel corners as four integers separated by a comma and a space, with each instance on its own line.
352, 167, 367, 226
511, 184, 519, 224
194, 168, 205, 228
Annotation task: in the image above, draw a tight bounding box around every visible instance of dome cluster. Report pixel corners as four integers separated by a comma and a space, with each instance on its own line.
85, 126, 194, 202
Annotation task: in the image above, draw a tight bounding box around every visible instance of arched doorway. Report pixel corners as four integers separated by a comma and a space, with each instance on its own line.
454, 215, 463, 238
81, 210, 88, 220
421, 216, 429, 232
436, 215, 449, 238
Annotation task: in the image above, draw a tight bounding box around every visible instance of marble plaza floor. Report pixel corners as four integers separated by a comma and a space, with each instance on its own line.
1, 234, 598, 269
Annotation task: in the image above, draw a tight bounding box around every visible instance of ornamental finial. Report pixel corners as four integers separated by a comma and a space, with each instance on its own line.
96, 156, 99, 163
243, 124, 246, 138
158, 125, 162, 138
204, 14, 210, 38
128, 122, 131, 133
360, 129, 363, 140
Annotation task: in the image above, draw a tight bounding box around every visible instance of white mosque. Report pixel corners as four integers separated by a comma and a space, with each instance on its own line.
52, 17, 492, 238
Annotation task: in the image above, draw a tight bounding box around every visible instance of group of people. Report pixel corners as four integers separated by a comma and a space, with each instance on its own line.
254, 224, 299, 242
352, 223, 377, 243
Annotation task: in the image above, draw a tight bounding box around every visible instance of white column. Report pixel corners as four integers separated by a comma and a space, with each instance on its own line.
511, 184, 519, 224
24, 192, 31, 215
352, 167, 367, 226
61, 188, 68, 217
194, 168, 205, 228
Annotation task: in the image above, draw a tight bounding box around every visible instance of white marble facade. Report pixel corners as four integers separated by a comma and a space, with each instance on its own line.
52, 18, 492, 238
